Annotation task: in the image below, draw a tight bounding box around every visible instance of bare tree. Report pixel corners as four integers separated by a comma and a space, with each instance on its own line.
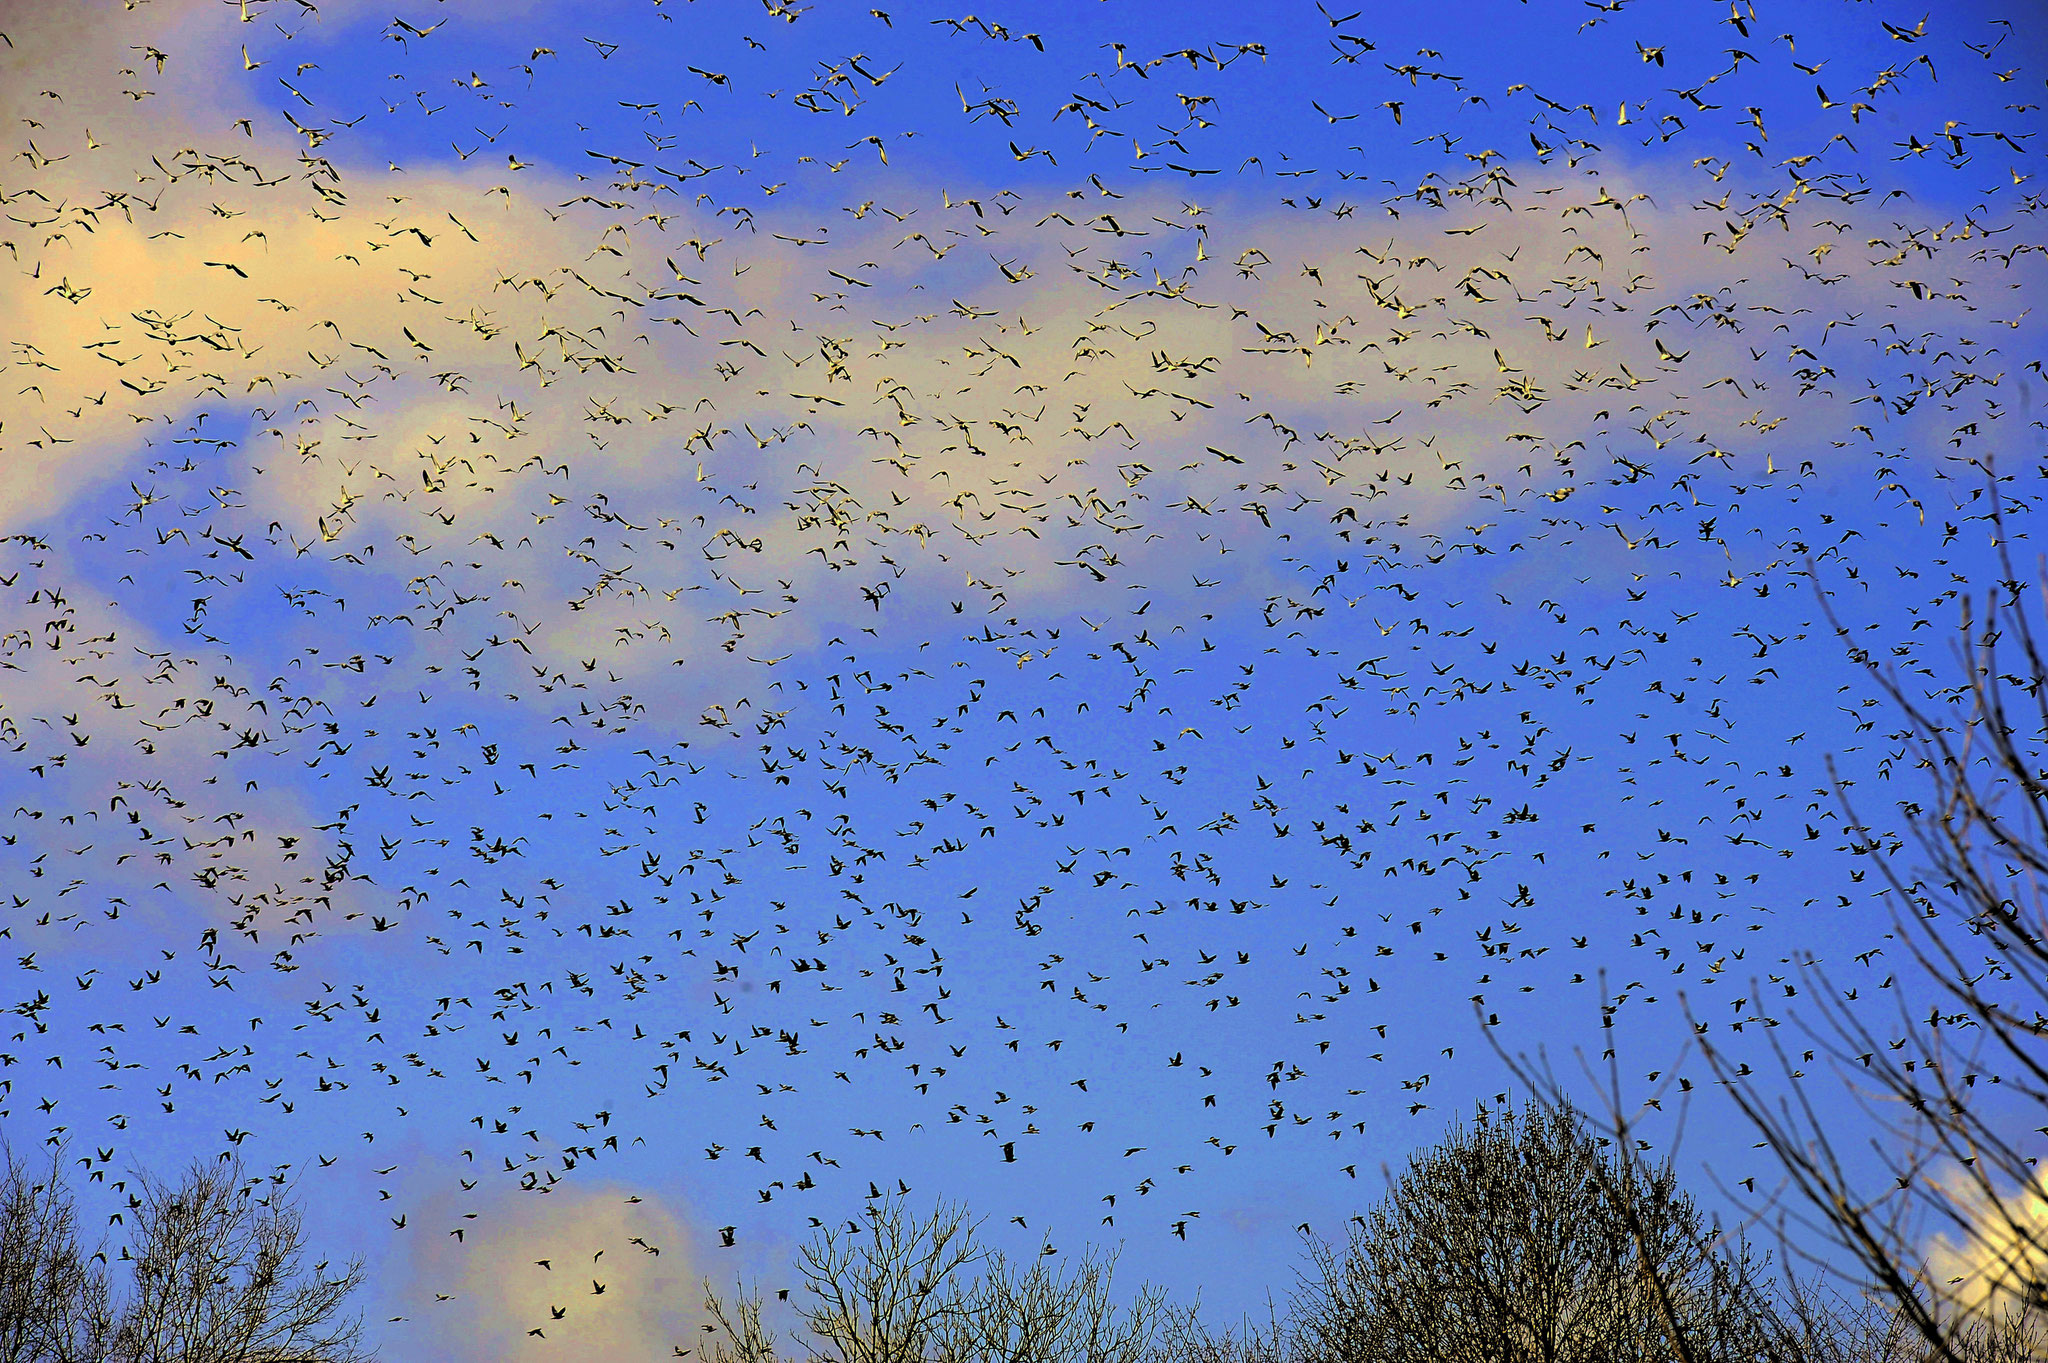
940, 1239, 1169, 1363
700, 1193, 982, 1363
1485, 489, 2048, 1363
1, 1146, 367, 1363
109, 1155, 369, 1363
699, 1192, 1172, 1363
1279, 1099, 1779, 1363
1687, 1270, 2044, 1363
0, 1141, 111, 1363
1142, 1292, 1292, 1363
795, 1193, 983, 1363
1676, 509, 2048, 1363
701, 1279, 783, 1363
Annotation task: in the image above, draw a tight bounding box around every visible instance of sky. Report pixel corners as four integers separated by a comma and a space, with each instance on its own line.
2, 0, 2046, 1356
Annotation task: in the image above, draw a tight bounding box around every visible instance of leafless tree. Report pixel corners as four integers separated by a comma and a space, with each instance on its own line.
700, 1193, 981, 1363
107, 1154, 369, 1363
1675, 510, 2048, 1363
0, 1142, 111, 1363
699, 1192, 1171, 1363
797, 1193, 982, 1363
1489, 491, 2048, 1363
941, 1239, 1169, 1363
1142, 1292, 1292, 1363
1780, 1280, 2045, 1363
701, 1280, 783, 1363
1277, 1099, 1780, 1363
2, 1145, 367, 1363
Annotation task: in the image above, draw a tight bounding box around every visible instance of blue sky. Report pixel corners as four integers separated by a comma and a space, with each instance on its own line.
2, 0, 2046, 1354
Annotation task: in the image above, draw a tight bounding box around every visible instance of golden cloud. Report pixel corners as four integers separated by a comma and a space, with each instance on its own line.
1925, 1165, 2048, 1323
404, 1180, 711, 1362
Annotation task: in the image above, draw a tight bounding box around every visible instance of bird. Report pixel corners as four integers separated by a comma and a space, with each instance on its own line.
2, 0, 2035, 1349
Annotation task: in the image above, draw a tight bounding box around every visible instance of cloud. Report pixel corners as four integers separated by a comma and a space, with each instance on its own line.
4, 0, 2020, 1005
6, 12, 2000, 966
8, 0, 1984, 718
0, 538, 381, 960
403, 1180, 712, 1362
1925, 1165, 2048, 1322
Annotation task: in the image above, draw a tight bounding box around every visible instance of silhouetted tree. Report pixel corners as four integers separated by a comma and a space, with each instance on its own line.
1686, 510, 2048, 1362
1282, 1100, 1779, 1363
1143, 1292, 1291, 1363
699, 1191, 1169, 1363
1491, 494, 2048, 1363
0, 1141, 368, 1363
0, 1143, 110, 1363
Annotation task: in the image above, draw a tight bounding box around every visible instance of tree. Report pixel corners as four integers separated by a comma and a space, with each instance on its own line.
1281, 1100, 1778, 1363
0, 1143, 110, 1363
0, 1142, 369, 1363
111, 1154, 370, 1363
1762, 1274, 2043, 1363
1142, 1292, 1292, 1363
780, 1191, 982, 1363
1684, 511, 2048, 1362
944, 1237, 1168, 1363
1489, 493, 2048, 1363
698, 1191, 1170, 1363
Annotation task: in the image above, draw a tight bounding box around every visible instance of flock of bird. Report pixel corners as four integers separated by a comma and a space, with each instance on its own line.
1, 0, 2044, 1353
